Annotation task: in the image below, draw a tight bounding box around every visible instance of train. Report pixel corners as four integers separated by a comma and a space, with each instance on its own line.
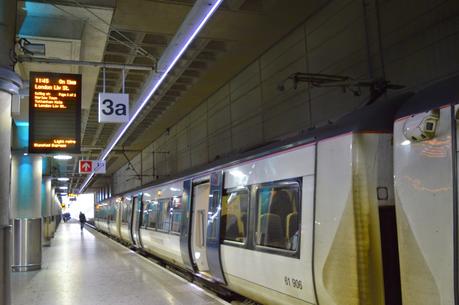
94, 75, 459, 305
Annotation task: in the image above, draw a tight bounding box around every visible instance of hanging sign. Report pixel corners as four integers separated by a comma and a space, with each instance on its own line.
98, 93, 129, 123
79, 160, 92, 174
93, 160, 106, 174
79, 160, 106, 174
29, 72, 81, 154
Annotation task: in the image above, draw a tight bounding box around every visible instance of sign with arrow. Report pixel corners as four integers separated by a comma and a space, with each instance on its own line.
79, 160, 92, 174
79, 160, 106, 174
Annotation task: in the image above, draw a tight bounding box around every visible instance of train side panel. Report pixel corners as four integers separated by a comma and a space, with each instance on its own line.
314, 133, 388, 305
220, 144, 316, 305
394, 107, 455, 305
139, 181, 185, 267
140, 230, 184, 266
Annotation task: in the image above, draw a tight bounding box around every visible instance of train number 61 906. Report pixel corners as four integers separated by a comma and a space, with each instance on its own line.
284, 276, 303, 290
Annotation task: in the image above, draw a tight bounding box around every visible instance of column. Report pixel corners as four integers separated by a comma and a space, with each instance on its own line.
0, 0, 23, 303
10, 154, 43, 272
41, 177, 52, 246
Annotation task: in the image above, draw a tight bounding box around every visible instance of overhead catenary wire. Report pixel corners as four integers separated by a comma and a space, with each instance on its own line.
68, 0, 155, 60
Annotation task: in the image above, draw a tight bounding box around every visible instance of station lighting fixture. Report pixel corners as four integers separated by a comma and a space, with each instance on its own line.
59, 186, 68, 190
57, 177, 70, 181
53, 154, 72, 160
79, 0, 224, 193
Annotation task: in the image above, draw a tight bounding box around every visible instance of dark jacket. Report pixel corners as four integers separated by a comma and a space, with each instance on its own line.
79, 213, 86, 223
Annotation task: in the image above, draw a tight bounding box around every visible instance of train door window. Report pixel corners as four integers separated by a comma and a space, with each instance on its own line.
142, 201, 151, 228
255, 181, 300, 252
108, 205, 112, 221
157, 198, 172, 232
147, 200, 160, 230
221, 188, 249, 243
122, 203, 129, 224
170, 197, 182, 234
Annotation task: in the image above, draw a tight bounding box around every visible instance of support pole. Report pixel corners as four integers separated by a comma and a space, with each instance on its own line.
0, 91, 12, 305
0, 1, 23, 304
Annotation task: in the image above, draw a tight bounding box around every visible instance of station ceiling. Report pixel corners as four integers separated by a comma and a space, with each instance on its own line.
13, 0, 328, 193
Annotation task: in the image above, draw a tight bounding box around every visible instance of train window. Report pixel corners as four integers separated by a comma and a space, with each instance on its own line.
142, 202, 150, 228
122, 197, 132, 224
170, 197, 182, 234
146, 201, 160, 230
255, 182, 300, 251
157, 198, 172, 232
221, 188, 249, 243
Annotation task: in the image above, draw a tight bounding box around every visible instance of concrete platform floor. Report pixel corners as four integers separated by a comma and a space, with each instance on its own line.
12, 222, 228, 305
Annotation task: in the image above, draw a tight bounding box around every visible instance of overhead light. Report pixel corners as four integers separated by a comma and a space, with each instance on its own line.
59, 186, 68, 190
53, 154, 72, 160
143, 192, 151, 197
57, 177, 70, 181
23, 153, 28, 156
79, 0, 223, 193
401, 140, 411, 146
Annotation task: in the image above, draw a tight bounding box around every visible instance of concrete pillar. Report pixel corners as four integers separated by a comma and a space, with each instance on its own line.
49, 187, 56, 237
0, 0, 22, 303
0, 92, 12, 305
10, 155, 43, 272
41, 177, 52, 246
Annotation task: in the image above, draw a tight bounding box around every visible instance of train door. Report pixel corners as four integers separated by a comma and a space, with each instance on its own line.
179, 180, 195, 271
191, 181, 210, 275
130, 196, 143, 247
206, 171, 226, 284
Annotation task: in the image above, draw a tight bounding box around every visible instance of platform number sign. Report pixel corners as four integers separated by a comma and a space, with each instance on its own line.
98, 93, 129, 123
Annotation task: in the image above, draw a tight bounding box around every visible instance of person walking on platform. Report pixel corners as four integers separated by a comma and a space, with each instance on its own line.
79, 212, 86, 231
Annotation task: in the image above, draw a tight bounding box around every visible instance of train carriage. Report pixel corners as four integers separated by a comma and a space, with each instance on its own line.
94, 76, 459, 305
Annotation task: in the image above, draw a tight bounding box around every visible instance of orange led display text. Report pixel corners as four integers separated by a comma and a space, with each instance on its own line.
29, 72, 82, 154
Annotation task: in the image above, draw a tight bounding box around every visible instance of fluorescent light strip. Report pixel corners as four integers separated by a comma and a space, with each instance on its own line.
101, 0, 223, 161
80, 0, 223, 193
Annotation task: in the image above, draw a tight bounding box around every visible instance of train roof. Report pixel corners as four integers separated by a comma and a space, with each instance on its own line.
396, 75, 459, 119
109, 88, 417, 197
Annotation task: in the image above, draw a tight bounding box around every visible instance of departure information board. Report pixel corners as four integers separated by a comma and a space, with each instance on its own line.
29, 72, 81, 154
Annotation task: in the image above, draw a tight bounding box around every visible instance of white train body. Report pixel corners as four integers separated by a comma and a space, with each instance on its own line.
95, 76, 459, 305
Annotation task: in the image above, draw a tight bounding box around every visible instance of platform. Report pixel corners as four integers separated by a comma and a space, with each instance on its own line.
11, 222, 227, 305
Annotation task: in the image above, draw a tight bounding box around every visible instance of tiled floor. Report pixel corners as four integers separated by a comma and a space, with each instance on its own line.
12, 222, 227, 305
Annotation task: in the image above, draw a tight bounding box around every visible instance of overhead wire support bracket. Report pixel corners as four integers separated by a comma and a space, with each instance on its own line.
278, 72, 404, 105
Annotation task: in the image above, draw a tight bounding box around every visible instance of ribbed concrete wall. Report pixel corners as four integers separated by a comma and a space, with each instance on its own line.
113, 0, 459, 194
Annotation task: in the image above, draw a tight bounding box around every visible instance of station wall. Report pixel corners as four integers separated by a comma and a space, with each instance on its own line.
112, 0, 459, 194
